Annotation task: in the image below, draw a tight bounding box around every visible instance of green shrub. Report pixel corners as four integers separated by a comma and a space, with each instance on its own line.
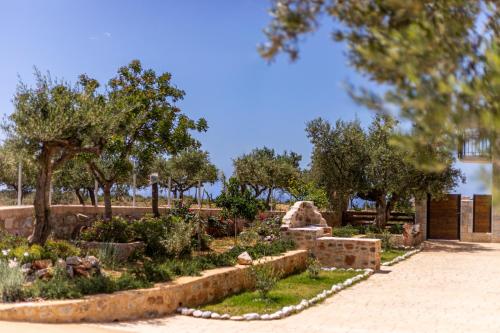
206, 216, 229, 238
80, 217, 134, 243
115, 273, 151, 290
11, 244, 44, 264
0, 260, 25, 302
332, 225, 359, 238
306, 256, 321, 279
379, 230, 393, 251
0, 231, 27, 250
28, 267, 82, 300
238, 230, 260, 247
249, 264, 281, 299
94, 242, 119, 269
389, 223, 404, 234
142, 261, 174, 283
42, 240, 81, 262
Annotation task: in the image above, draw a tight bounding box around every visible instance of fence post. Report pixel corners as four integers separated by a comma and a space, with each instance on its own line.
94, 180, 99, 207
132, 161, 137, 208
167, 177, 172, 208
17, 161, 22, 206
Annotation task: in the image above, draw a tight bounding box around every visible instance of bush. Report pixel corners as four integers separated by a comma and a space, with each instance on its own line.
205, 216, 229, 238
11, 244, 44, 264
249, 264, 281, 299
0, 260, 25, 302
247, 217, 281, 239
238, 230, 260, 247
142, 260, 174, 283
80, 217, 134, 243
332, 225, 359, 238
42, 240, 81, 262
306, 256, 321, 279
28, 267, 82, 300
389, 223, 404, 234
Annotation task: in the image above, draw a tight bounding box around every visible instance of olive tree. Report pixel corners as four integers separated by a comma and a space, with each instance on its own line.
156, 148, 218, 206
87, 60, 207, 220
7, 71, 117, 244
233, 147, 301, 206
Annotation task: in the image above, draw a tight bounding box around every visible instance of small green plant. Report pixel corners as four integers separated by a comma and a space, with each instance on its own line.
389, 223, 404, 234
249, 264, 281, 299
28, 267, 82, 300
306, 256, 321, 279
95, 243, 119, 269
238, 230, 260, 247
379, 229, 393, 251
332, 225, 359, 238
0, 260, 25, 302
80, 217, 134, 243
42, 240, 81, 262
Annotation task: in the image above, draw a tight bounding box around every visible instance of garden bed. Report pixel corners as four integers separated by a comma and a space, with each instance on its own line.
178, 267, 373, 320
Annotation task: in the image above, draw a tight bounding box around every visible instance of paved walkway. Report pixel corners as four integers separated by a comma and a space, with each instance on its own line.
3, 241, 500, 333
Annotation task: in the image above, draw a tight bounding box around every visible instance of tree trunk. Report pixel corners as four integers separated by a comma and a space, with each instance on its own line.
75, 189, 85, 205
375, 196, 388, 229
103, 182, 113, 220
152, 182, 159, 217
265, 188, 273, 209
179, 190, 184, 207
87, 187, 96, 206
29, 148, 53, 245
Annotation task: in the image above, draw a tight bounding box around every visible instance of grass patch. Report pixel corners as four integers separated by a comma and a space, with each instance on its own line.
381, 249, 406, 263
201, 270, 359, 315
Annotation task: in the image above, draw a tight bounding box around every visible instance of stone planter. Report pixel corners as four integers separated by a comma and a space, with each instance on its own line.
78, 241, 144, 261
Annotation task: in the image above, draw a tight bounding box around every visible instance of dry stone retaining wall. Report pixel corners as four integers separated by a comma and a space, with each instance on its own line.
0, 250, 307, 323
0, 205, 340, 238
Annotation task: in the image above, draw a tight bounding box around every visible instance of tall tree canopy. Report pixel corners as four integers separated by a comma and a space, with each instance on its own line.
7, 71, 117, 244
87, 60, 207, 219
261, 0, 499, 180
233, 147, 301, 206
156, 148, 218, 205
307, 115, 464, 227
53, 157, 96, 206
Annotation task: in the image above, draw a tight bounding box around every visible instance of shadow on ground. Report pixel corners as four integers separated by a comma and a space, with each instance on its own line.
423, 240, 496, 253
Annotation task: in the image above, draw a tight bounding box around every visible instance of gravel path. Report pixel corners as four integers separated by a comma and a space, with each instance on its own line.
3, 240, 500, 333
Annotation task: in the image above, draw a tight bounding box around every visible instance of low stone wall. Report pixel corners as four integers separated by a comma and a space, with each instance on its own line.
0, 205, 340, 238
315, 237, 381, 270
281, 226, 332, 250
0, 250, 307, 323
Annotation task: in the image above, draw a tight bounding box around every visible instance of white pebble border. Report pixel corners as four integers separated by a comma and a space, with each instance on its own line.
176, 267, 374, 321
381, 246, 423, 266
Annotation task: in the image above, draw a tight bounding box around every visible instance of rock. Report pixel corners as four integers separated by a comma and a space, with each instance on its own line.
181, 308, 195, 316
55, 258, 67, 269
201, 311, 212, 318
274, 310, 285, 318
220, 314, 231, 320
243, 313, 260, 321
66, 256, 82, 266
211, 313, 221, 319
231, 316, 244, 321
296, 304, 304, 312
269, 313, 280, 320
21, 263, 32, 274
66, 265, 74, 278
261, 314, 271, 320
343, 279, 353, 286
84, 256, 100, 268
8, 259, 19, 268
193, 310, 203, 318
237, 252, 253, 265
176, 307, 186, 313
32, 259, 52, 270
35, 268, 52, 279
73, 265, 90, 277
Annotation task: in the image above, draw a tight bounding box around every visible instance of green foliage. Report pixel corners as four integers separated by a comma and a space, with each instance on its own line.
261, 1, 498, 181
249, 264, 282, 299
0, 140, 38, 199
42, 240, 81, 262
237, 230, 260, 247
332, 225, 359, 238
233, 147, 301, 206
389, 223, 404, 235
306, 256, 321, 279
288, 177, 329, 209
0, 260, 25, 302
80, 217, 134, 243
156, 149, 218, 204
216, 177, 263, 221
11, 244, 43, 264
379, 230, 394, 252
205, 216, 230, 238
28, 267, 82, 300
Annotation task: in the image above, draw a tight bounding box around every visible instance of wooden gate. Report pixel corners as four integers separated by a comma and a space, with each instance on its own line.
427, 194, 461, 240
473, 194, 492, 233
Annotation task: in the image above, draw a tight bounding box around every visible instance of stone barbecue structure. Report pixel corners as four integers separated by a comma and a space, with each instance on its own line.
281, 201, 381, 270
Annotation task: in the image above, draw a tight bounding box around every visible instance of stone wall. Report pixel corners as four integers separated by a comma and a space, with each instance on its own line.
0, 250, 308, 323
315, 237, 381, 270
0, 205, 340, 238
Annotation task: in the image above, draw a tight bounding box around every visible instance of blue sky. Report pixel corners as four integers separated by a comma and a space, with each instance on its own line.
0, 0, 490, 197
